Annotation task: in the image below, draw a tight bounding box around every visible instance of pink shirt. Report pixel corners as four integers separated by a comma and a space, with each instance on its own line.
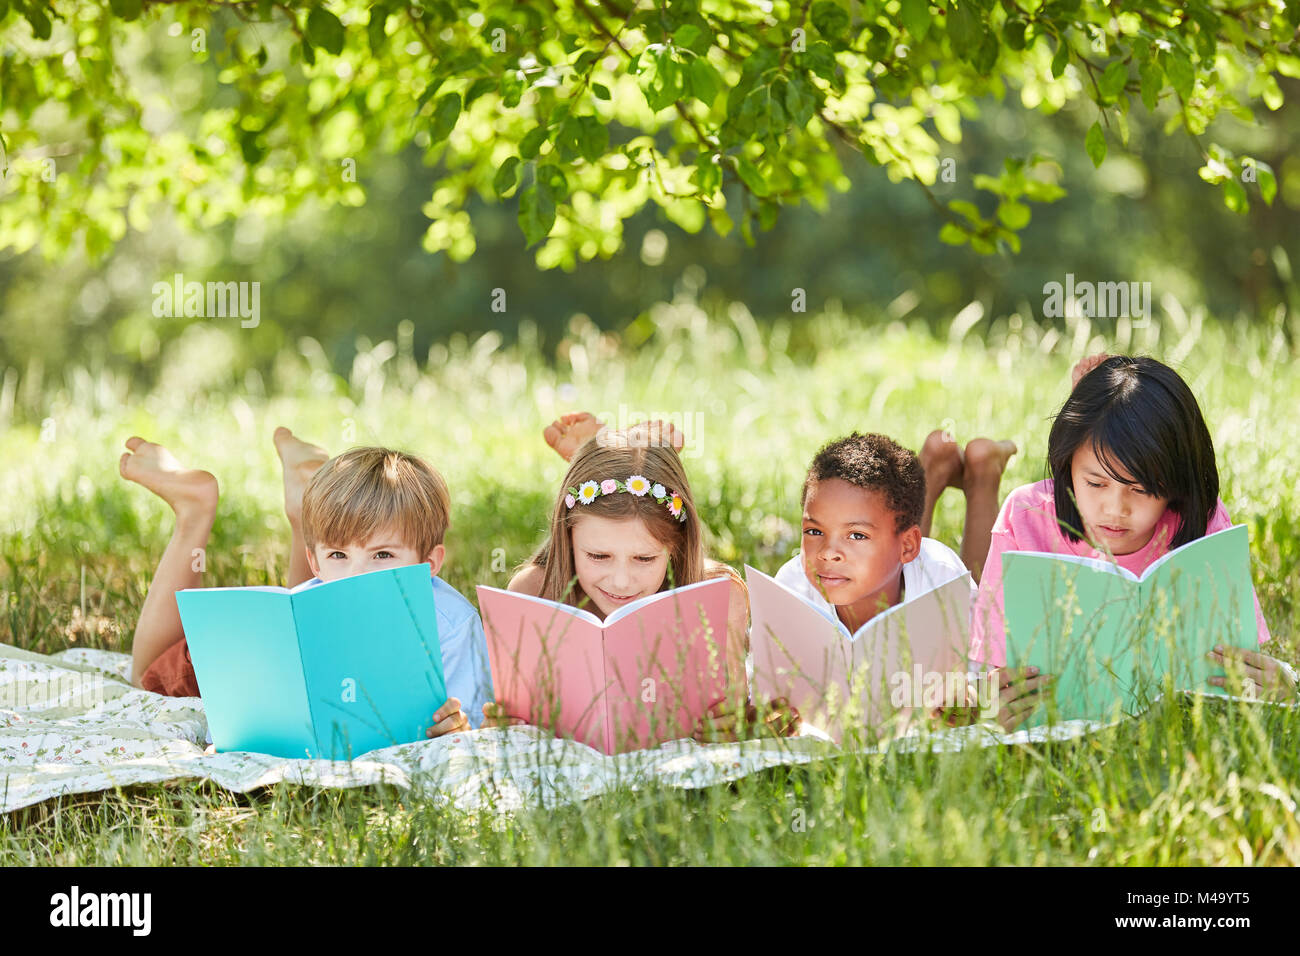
971, 479, 1271, 667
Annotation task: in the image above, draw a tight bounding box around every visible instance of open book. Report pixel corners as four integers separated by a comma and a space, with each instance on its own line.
477, 578, 731, 755
747, 565, 972, 743
1002, 524, 1255, 725
175, 563, 447, 760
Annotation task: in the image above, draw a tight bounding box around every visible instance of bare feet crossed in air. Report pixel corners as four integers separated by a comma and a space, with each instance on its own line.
273, 426, 331, 587
918, 430, 1018, 584
118, 437, 220, 687
543, 412, 686, 462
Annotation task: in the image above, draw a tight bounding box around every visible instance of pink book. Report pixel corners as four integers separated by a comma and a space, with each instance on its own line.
477, 578, 731, 755
747, 565, 972, 743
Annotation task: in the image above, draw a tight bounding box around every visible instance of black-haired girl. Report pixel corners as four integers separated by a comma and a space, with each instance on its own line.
970, 355, 1294, 729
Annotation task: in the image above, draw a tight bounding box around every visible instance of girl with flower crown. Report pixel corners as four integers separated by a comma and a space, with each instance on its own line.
481, 418, 800, 741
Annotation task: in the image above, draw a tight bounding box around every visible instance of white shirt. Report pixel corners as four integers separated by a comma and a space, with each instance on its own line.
773, 537, 975, 622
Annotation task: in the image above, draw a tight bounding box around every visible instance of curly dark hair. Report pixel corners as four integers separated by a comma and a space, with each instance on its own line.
800, 432, 925, 534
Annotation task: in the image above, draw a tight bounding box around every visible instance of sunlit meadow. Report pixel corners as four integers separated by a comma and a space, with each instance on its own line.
2, 298, 1298, 864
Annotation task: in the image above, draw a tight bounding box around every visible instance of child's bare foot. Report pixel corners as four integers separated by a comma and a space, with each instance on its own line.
920, 429, 965, 493
618, 419, 685, 453
1071, 353, 1110, 389
273, 426, 330, 525
963, 438, 1018, 489
118, 437, 218, 522
544, 412, 605, 462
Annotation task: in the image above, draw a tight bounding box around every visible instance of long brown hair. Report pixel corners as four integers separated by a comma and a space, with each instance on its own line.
527, 431, 741, 610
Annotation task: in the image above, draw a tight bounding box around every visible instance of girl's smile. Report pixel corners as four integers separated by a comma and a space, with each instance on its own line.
570, 513, 670, 617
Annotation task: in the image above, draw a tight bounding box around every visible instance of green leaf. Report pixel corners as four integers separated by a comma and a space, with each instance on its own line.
949, 199, 981, 223
500, 70, 524, 109
735, 157, 769, 197
1003, 19, 1027, 52
463, 77, 495, 108
518, 183, 556, 246
493, 156, 521, 197
1257, 163, 1277, 206
306, 6, 346, 56
1085, 121, 1106, 167
947, 1, 978, 55
1223, 176, 1247, 213
25, 3, 51, 40
592, 82, 611, 101
535, 163, 569, 206
109, 0, 143, 21
1164, 52, 1194, 100
429, 93, 462, 144
1023, 179, 1066, 202
368, 4, 390, 54
997, 200, 1031, 229
574, 115, 608, 163
519, 125, 548, 159
672, 24, 702, 50
642, 50, 684, 111
240, 129, 267, 165
708, 205, 733, 237
1098, 61, 1128, 102
901, 0, 930, 42
1051, 37, 1069, 78
811, 1, 850, 42
687, 58, 722, 106
1139, 61, 1162, 111
939, 222, 968, 245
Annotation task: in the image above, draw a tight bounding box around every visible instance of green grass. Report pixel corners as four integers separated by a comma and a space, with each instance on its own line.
2, 304, 1298, 865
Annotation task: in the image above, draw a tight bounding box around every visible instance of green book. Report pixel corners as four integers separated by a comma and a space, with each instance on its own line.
1002, 524, 1255, 726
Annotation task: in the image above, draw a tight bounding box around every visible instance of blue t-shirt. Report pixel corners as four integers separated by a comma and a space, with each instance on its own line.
302, 573, 492, 729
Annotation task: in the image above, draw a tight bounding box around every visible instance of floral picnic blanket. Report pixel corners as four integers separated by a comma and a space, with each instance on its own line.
0, 642, 1104, 815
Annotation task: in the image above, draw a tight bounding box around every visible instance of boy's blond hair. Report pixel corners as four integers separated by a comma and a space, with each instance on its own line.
301, 447, 450, 560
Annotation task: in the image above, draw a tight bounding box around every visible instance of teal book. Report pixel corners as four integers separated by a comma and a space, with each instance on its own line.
1002, 525, 1255, 726
175, 563, 447, 759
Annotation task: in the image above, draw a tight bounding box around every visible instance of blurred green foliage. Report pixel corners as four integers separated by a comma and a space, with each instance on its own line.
2, 1, 1298, 417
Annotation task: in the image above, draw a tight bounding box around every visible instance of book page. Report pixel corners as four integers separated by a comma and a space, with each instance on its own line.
748, 566, 971, 743
477, 585, 610, 752
293, 563, 447, 760
176, 588, 315, 757
601, 577, 731, 754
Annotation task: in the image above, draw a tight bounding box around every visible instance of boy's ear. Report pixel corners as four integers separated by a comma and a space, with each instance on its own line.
305, 547, 321, 579
899, 526, 923, 564
425, 544, 446, 576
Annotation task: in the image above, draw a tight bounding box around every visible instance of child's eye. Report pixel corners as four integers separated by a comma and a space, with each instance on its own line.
1085, 481, 1104, 489
586, 552, 609, 561
327, 551, 346, 560
635, 555, 659, 563
374, 551, 396, 559
849, 532, 868, 540
803, 528, 822, 537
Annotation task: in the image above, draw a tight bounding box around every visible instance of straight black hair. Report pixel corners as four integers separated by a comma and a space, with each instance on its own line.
1047, 355, 1218, 550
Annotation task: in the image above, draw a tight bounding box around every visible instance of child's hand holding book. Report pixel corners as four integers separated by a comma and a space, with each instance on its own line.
1208, 646, 1299, 701
425, 697, 470, 738
931, 667, 1054, 732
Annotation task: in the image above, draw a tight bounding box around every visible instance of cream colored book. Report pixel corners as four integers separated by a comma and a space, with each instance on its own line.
747, 565, 972, 742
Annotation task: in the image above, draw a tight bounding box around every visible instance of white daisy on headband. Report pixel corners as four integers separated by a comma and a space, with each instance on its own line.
564, 475, 688, 522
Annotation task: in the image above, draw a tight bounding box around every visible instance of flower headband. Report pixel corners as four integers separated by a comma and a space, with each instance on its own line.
564, 474, 687, 522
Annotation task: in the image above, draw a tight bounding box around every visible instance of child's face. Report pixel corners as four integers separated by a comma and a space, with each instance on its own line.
570, 513, 670, 617
1070, 443, 1170, 555
800, 478, 921, 616
308, 526, 445, 583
